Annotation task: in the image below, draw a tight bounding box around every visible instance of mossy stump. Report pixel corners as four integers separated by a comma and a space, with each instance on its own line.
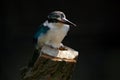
21, 45, 79, 80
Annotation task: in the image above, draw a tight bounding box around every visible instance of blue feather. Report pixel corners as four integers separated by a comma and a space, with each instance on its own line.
33, 25, 50, 44
30, 25, 50, 67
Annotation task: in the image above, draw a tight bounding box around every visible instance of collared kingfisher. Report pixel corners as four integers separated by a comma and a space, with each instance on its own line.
28, 11, 76, 67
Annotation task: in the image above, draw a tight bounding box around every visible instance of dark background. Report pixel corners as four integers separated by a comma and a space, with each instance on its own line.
1, 0, 120, 80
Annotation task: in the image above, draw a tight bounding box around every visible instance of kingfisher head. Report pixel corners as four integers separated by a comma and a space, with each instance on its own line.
47, 11, 76, 26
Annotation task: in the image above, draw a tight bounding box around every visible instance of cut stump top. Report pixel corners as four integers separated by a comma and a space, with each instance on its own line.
40, 45, 79, 62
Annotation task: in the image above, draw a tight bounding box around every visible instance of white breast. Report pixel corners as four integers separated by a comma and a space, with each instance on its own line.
38, 21, 70, 48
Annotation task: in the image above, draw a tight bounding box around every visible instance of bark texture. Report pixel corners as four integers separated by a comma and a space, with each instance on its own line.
21, 46, 79, 80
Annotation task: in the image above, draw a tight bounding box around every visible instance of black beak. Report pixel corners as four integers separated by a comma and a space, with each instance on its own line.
59, 18, 76, 26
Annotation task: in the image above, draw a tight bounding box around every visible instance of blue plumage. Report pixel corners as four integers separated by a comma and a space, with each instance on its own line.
29, 25, 50, 67
33, 24, 50, 44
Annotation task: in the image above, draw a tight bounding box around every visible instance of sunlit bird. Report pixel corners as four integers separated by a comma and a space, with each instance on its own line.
34, 11, 76, 50
28, 11, 76, 67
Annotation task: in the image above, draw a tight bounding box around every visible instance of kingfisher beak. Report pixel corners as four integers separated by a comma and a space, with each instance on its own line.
58, 18, 76, 26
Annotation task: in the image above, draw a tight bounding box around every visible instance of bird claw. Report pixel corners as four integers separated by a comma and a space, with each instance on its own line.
59, 46, 67, 50
46, 44, 67, 50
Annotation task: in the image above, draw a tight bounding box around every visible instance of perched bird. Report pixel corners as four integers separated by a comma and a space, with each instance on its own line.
34, 11, 76, 49
28, 11, 76, 67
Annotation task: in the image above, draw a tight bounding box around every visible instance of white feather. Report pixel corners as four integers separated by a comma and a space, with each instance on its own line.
37, 21, 69, 48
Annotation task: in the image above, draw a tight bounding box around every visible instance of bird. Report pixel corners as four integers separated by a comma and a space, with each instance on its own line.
28, 11, 76, 67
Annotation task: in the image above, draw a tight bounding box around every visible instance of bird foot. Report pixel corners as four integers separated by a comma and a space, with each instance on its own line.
59, 46, 67, 50
46, 44, 67, 50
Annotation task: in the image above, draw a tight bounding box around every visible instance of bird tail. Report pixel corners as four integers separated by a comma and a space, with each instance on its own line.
28, 49, 40, 68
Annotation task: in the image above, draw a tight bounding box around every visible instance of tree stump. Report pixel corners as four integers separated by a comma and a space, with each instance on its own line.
20, 45, 79, 80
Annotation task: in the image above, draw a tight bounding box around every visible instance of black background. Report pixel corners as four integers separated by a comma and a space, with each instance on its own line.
1, 0, 120, 80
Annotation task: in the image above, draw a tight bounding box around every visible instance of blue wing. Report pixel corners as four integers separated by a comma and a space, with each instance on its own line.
28, 25, 50, 68
33, 24, 50, 44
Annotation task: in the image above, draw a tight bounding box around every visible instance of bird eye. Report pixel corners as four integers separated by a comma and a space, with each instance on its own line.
61, 14, 64, 18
